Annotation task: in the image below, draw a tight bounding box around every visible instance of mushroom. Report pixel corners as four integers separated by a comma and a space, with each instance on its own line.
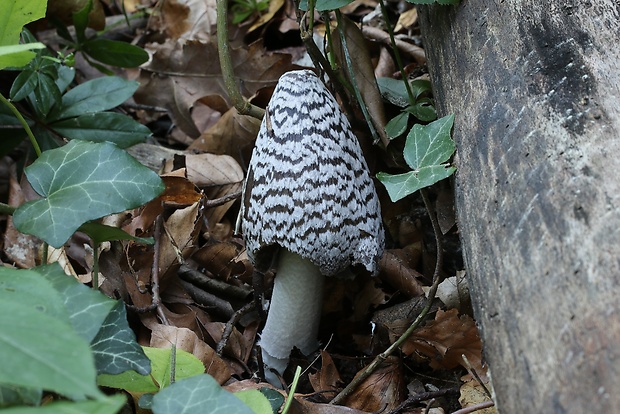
241, 70, 384, 385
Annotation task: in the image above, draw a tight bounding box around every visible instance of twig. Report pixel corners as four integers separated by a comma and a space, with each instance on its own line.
216, 299, 257, 356
203, 190, 242, 208
462, 354, 492, 399
152, 214, 169, 325
361, 25, 426, 65
216, 0, 264, 119
451, 400, 495, 414
330, 188, 444, 405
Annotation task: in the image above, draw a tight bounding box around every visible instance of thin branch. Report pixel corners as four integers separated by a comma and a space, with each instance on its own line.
216, 0, 264, 119
330, 188, 445, 405
216, 299, 257, 356
152, 213, 169, 325
203, 190, 242, 208
451, 400, 495, 414
388, 388, 461, 414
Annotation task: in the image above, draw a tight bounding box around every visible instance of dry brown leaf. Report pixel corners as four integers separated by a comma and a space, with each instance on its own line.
332, 17, 389, 147
379, 250, 425, 298
189, 107, 261, 165
459, 373, 496, 414
204, 322, 253, 364
150, 324, 232, 384
5, 164, 39, 268
153, 0, 217, 42
344, 356, 405, 412
395, 7, 418, 32
435, 272, 470, 312
402, 308, 483, 372
135, 40, 297, 137
159, 175, 203, 206
159, 202, 202, 283
309, 350, 342, 399
192, 241, 243, 281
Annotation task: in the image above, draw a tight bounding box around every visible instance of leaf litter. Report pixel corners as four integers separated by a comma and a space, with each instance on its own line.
2, 0, 494, 412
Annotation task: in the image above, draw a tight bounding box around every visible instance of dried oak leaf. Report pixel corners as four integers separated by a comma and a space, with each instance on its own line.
135, 40, 298, 137
150, 0, 217, 42
402, 308, 483, 372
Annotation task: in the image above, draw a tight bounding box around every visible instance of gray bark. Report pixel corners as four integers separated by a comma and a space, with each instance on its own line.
418, 2, 620, 412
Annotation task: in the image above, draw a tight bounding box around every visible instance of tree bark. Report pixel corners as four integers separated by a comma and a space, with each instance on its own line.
418, 2, 620, 412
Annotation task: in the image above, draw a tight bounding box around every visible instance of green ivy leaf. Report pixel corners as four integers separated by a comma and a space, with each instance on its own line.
404, 98, 437, 122
50, 76, 139, 121
0, 395, 126, 414
378, 114, 456, 202
13, 140, 165, 247
98, 346, 204, 393
0, 266, 103, 400
82, 38, 149, 68
151, 374, 254, 414
51, 112, 151, 148
91, 301, 152, 375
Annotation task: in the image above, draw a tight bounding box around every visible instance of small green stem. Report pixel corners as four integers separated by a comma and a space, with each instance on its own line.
0, 93, 41, 158
378, 0, 415, 104
216, 0, 264, 119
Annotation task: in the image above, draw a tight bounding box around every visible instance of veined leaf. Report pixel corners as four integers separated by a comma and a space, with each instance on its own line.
50, 76, 139, 121
82, 38, 149, 68
13, 140, 165, 247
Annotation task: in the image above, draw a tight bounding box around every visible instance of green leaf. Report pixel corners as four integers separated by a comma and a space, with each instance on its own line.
72, 0, 93, 43
258, 388, 285, 414
91, 301, 152, 375
378, 114, 456, 202
0, 267, 102, 400
13, 140, 165, 247
0, 0, 47, 69
377, 77, 433, 107
151, 374, 254, 414
299, 0, 353, 10
0, 395, 126, 414
377, 166, 455, 202
37, 264, 116, 343
385, 112, 410, 139
403, 114, 455, 169
0, 43, 46, 70
79, 222, 155, 245
98, 346, 204, 393
82, 38, 149, 68
0, 1, 47, 46
51, 112, 151, 148
10, 69, 38, 101
234, 390, 275, 414
0, 385, 42, 408
51, 76, 139, 121
56, 65, 76, 93
404, 98, 437, 122
32, 71, 62, 116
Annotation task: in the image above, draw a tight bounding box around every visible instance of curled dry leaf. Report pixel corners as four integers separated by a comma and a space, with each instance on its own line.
150, 324, 232, 384
191, 241, 246, 282
344, 356, 406, 412
402, 308, 483, 372
362, 25, 426, 65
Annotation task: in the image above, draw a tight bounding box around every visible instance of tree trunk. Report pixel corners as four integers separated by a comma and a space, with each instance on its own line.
418, 2, 620, 412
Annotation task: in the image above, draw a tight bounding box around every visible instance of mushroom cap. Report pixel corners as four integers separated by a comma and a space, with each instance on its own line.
241, 70, 384, 277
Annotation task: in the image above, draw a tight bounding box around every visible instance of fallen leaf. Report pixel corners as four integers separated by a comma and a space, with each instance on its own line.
402, 309, 483, 372
344, 356, 405, 412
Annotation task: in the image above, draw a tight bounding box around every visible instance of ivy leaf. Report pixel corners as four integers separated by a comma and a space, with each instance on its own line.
91, 301, 152, 376
13, 140, 165, 247
378, 114, 456, 202
151, 374, 254, 414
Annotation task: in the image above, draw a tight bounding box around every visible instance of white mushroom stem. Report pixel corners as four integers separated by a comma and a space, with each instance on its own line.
259, 249, 324, 385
